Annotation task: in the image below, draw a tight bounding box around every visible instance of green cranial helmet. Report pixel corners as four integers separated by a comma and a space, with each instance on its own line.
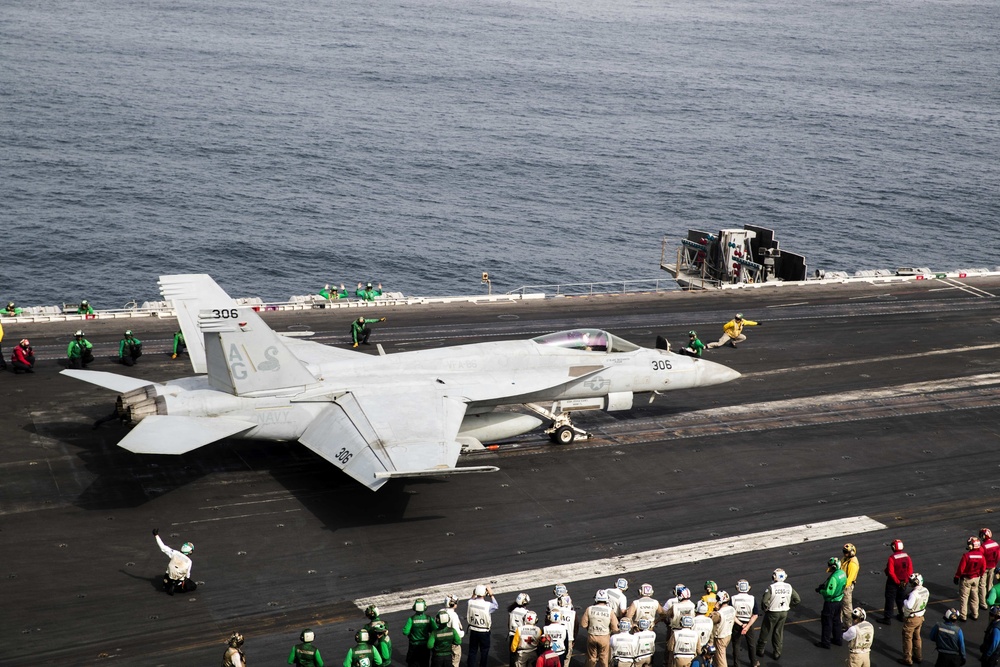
413, 598, 426, 613
365, 604, 379, 620
355, 628, 369, 643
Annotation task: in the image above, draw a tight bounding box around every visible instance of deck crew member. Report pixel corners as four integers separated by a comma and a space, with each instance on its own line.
701, 582, 719, 615
344, 628, 384, 667
881, 539, 913, 625
352, 316, 386, 347
152, 527, 196, 595
671, 616, 699, 667
625, 583, 663, 626
118, 329, 142, 366
841, 608, 874, 667
11, 338, 35, 374
172, 330, 186, 359
709, 591, 735, 667
955, 536, 985, 621
984, 606, 1000, 667
445, 595, 465, 667
840, 543, 861, 628
815, 557, 847, 649
981, 528, 1000, 611
404, 598, 436, 667
508, 593, 534, 667
467, 584, 498, 667
691, 601, 714, 653
900, 572, 930, 665
690, 644, 716, 667
605, 579, 629, 619
5, 301, 23, 316
511, 610, 542, 667
430, 610, 463, 667
542, 609, 569, 666
581, 589, 619, 667
929, 608, 965, 667
370, 620, 392, 664
755, 568, 799, 661
730, 579, 759, 667
609, 618, 639, 667
356, 282, 384, 301
289, 628, 324, 666
222, 631, 246, 667
536, 636, 562, 667
67, 330, 94, 368
633, 619, 656, 667
77, 299, 94, 315
555, 594, 577, 667
706, 314, 761, 349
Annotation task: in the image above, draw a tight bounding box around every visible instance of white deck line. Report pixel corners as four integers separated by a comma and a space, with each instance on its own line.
354, 515, 886, 613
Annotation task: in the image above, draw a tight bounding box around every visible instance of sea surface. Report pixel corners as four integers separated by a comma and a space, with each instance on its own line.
2, 0, 998, 306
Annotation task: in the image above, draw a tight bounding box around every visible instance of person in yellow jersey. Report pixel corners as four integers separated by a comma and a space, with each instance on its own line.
706, 314, 762, 349
840, 543, 861, 628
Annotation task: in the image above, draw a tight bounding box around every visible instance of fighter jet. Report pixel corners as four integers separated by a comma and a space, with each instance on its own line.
62, 275, 740, 491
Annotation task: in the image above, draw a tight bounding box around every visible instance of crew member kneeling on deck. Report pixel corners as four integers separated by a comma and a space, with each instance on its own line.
153, 528, 196, 595
68, 330, 94, 368
352, 316, 386, 348
11, 338, 35, 374
118, 330, 142, 366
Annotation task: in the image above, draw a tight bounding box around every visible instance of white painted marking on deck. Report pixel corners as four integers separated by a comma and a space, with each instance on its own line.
748, 345, 1000, 378
354, 515, 886, 613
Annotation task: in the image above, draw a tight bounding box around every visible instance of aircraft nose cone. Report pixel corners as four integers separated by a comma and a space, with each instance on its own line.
696, 358, 741, 386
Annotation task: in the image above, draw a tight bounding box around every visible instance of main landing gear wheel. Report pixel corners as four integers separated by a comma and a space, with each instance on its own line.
551, 425, 575, 445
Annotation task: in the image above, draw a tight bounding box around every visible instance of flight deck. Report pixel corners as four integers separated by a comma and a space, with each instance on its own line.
1, 276, 998, 666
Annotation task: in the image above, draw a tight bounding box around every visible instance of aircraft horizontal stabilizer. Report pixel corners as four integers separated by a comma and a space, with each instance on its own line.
374, 466, 499, 480
116, 415, 256, 455
60, 369, 158, 394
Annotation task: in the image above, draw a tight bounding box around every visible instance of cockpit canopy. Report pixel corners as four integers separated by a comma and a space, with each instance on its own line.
532, 329, 640, 353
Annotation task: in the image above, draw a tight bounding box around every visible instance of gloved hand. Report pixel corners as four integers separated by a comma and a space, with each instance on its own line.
379, 317, 386, 322
954, 577, 960, 585
152, 528, 159, 536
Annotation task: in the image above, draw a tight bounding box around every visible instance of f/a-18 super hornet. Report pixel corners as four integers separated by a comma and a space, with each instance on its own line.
62, 275, 740, 491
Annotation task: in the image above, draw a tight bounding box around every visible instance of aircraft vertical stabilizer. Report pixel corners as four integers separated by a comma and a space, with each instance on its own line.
202, 306, 319, 395
159, 274, 238, 374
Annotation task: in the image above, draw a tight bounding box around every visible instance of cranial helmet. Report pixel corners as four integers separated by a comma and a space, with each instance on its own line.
618, 618, 632, 633
365, 604, 380, 619
524, 610, 538, 625
678, 586, 691, 600
549, 609, 562, 623
716, 590, 731, 604
991, 606, 1000, 619
595, 589, 609, 603
852, 608, 867, 622
446, 594, 459, 607
704, 580, 718, 594
125, 330, 132, 336
557, 595, 572, 608
20, 339, 29, 346
75, 330, 84, 337
639, 583, 653, 597
909, 573, 924, 587
843, 542, 857, 557
702, 644, 716, 655
438, 610, 452, 626
681, 616, 694, 629
554, 584, 568, 597
413, 598, 426, 613
735, 313, 743, 320
891, 539, 904, 552
688, 330, 697, 337
301, 628, 315, 642
355, 628, 370, 643
615, 578, 628, 591
828, 557, 842, 570
772, 569, 786, 582
180, 542, 194, 555
969, 536, 982, 550
637, 619, 652, 631
674, 583, 686, 597
228, 632, 244, 648
982, 528, 994, 540
515, 593, 531, 606
370, 620, 387, 634
695, 600, 708, 615
944, 608, 960, 621
736, 579, 751, 593
473, 584, 487, 597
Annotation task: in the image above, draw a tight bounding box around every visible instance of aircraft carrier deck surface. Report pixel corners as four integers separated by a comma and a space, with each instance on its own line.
2, 276, 999, 666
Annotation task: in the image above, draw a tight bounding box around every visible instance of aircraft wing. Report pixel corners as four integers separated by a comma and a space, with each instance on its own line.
298, 387, 496, 491
280, 337, 359, 365
60, 369, 159, 394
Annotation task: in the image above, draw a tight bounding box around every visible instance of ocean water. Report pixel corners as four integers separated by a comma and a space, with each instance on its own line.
2, 0, 998, 306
